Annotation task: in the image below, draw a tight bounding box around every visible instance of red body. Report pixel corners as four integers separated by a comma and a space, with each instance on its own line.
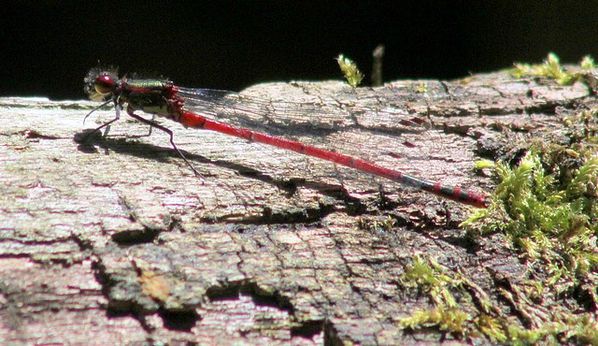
178, 110, 488, 208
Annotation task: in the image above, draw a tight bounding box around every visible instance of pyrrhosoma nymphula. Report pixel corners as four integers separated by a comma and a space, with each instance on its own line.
83, 67, 488, 208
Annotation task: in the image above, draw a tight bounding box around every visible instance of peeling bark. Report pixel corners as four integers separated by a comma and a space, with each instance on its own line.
0, 70, 595, 345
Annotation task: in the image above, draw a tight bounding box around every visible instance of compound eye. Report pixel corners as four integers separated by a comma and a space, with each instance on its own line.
94, 74, 116, 95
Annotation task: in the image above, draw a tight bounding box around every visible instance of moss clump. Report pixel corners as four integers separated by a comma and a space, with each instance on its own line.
511, 52, 596, 87
399, 109, 596, 343
398, 255, 473, 337
399, 306, 471, 335
459, 108, 597, 344
336, 54, 364, 87
464, 109, 597, 293
357, 215, 396, 232
414, 81, 428, 93
399, 255, 465, 308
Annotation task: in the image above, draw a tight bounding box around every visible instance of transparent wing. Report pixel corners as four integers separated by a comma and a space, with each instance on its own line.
176, 87, 426, 136
173, 85, 484, 207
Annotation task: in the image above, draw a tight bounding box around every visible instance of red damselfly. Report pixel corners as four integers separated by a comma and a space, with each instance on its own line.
82, 67, 488, 208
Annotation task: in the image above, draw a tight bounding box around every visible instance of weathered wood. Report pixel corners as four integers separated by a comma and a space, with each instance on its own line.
0, 70, 594, 345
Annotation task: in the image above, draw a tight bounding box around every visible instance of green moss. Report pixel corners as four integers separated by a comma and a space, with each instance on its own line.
357, 215, 396, 232
336, 54, 364, 87
570, 314, 598, 345
398, 255, 482, 339
399, 306, 471, 335
397, 253, 598, 344
464, 149, 597, 291
399, 255, 464, 307
466, 141, 596, 279
474, 159, 496, 170
475, 315, 508, 343
502, 314, 598, 346
511, 52, 596, 88
505, 324, 554, 345
414, 81, 428, 93
580, 55, 597, 70
459, 108, 597, 344
401, 108, 596, 343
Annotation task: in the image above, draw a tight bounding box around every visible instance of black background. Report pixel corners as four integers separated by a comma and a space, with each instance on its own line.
2, 1, 597, 100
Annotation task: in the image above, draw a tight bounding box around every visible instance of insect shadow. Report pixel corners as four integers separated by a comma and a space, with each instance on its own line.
72, 129, 302, 194
73, 129, 368, 213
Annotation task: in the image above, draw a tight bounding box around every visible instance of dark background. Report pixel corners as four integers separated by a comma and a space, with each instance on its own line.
1, 1, 597, 100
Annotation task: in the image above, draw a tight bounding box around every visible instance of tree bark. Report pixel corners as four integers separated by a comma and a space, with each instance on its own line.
0, 70, 594, 345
